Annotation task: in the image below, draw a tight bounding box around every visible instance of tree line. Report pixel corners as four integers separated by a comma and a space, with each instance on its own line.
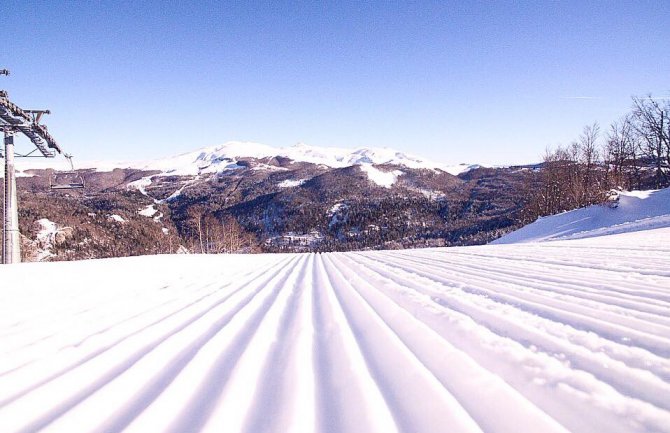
524, 95, 669, 220
183, 205, 259, 254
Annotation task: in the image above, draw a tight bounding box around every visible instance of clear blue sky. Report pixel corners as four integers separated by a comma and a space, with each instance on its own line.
2, 1, 668, 165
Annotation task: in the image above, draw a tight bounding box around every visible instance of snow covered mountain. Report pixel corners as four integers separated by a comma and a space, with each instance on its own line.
493, 188, 670, 244
13, 141, 482, 178
134, 141, 481, 177
11, 142, 526, 259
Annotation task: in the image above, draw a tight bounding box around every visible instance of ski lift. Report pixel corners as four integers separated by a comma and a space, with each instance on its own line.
50, 153, 85, 190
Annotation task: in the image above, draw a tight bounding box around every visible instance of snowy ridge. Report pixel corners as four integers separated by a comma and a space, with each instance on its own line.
493, 188, 670, 244
1, 227, 669, 432
138, 141, 479, 176
13, 141, 480, 176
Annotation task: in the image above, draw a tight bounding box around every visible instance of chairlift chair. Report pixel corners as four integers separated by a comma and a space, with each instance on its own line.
50, 154, 85, 190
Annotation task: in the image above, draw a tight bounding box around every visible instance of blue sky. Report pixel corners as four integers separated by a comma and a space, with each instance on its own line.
2, 1, 668, 165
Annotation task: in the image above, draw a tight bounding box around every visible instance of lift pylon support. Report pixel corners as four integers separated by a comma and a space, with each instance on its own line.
3, 129, 20, 264
1, 69, 75, 264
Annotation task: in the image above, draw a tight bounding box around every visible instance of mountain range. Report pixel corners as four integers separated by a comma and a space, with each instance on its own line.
17, 141, 483, 177
11, 141, 530, 261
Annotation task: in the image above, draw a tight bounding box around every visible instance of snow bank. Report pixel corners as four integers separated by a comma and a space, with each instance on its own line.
493, 187, 670, 244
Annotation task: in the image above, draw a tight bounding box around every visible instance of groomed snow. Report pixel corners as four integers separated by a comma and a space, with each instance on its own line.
1, 226, 669, 432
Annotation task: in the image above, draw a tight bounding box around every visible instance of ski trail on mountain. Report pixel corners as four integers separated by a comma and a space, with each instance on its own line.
340, 251, 670, 431
0, 229, 669, 433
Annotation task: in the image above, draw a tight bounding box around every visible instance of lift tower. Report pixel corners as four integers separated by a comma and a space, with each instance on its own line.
1, 69, 65, 264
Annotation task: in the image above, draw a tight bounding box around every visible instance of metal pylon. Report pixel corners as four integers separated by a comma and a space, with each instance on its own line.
3, 129, 20, 263
1, 68, 71, 264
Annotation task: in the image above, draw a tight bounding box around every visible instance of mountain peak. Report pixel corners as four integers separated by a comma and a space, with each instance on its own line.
138, 141, 480, 176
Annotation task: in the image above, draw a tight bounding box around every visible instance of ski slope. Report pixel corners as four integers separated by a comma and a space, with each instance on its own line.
1, 228, 669, 433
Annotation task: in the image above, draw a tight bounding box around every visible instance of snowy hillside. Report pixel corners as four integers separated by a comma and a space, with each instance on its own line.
493, 188, 670, 244
1, 227, 669, 432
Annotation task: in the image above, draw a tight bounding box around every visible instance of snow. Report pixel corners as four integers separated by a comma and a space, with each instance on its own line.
252, 163, 289, 172
140, 141, 458, 176
410, 186, 446, 201
442, 163, 484, 176
109, 214, 126, 223
145, 152, 244, 176
494, 188, 670, 244
1, 225, 669, 432
328, 202, 348, 215
277, 143, 482, 174
33, 218, 59, 261
359, 164, 403, 188
127, 176, 154, 197
35, 218, 58, 244
138, 205, 158, 217
162, 176, 202, 202
327, 203, 349, 228
277, 178, 307, 188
